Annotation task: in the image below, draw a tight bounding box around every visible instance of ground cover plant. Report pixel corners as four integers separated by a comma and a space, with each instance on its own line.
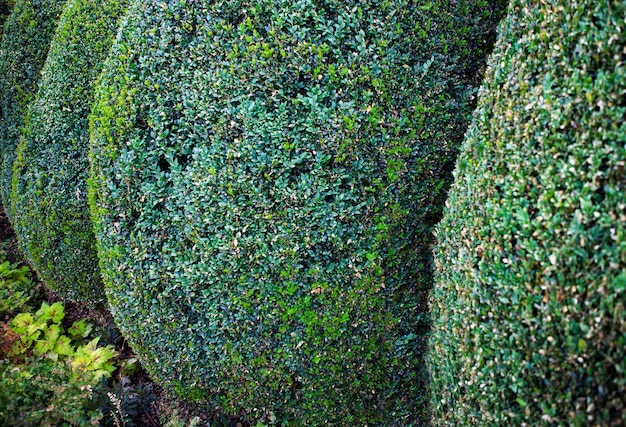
0, 252, 33, 316
0, 240, 157, 426
10, 0, 130, 305
89, 0, 504, 424
0, 249, 117, 426
0, 0, 66, 216
1, 301, 117, 426
429, 0, 626, 425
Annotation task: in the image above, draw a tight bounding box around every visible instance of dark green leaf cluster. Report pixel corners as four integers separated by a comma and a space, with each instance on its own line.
90, 0, 502, 423
0, 357, 103, 426
10, 0, 130, 305
430, 0, 626, 425
0, 0, 15, 40
0, 0, 65, 216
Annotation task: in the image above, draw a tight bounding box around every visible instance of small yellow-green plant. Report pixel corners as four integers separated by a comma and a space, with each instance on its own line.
1, 300, 118, 425
9, 301, 117, 380
0, 256, 33, 316
0, 252, 149, 425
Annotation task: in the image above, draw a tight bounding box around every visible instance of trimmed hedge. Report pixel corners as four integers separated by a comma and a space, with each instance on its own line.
90, 0, 503, 423
430, 0, 626, 425
11, 0, 130, 304
0, 0, 65, 215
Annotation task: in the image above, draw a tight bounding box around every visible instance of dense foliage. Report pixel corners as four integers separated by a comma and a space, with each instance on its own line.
430, 0, 626, 425
0, 0, 15, 40
0, 0, 65, 216
0, 256, 33, 316
0, 357, 103, 426
90, 0, 503, 423
11, 0, 129, 304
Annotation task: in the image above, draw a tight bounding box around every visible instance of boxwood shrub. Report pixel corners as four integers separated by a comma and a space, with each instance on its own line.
90, 0, 503, 423
0, 0, 65, 215
10, 0, 130, 305
430, 0, 626, 425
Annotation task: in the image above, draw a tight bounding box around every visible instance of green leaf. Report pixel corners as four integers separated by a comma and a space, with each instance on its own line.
53, 335, 74, 356
43, 302, 65, 323
68, 319, 92, 338
33, 339, 50, 356
11, 312, 34, 334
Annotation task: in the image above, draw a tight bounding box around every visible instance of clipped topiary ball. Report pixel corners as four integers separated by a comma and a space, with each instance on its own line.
90, 0, 502, 423
430, 0, 626, 425
0, 0, 65, 215
11, 0, 130, 305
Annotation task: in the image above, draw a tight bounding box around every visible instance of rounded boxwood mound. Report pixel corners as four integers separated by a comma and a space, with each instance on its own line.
430, 0, 626, 425
90, 0, 503, 423
0, 0, 65, 215
11, 0, 130, 305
